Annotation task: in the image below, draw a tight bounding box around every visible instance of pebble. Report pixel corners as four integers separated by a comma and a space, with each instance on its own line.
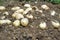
41, 5, 49, 10
0, 6, 6, 10
24, 4, 31, 8
11, 6, 20, 11
21, 18, 29, 26
39, 22, 47, 29
13, 20, 20, 27
51, 20, 60, 28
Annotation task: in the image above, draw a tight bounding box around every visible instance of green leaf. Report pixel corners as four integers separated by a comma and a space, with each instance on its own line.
47, 0, 60, 4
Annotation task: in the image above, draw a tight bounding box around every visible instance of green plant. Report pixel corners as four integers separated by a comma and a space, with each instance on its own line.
0, 0, 4, 5
47, 0, 60, 4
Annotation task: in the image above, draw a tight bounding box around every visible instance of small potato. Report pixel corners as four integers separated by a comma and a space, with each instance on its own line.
13, 20, 20, 27
59, 14, 60, 18
1, 16, 5, 19
41, 5, 49, 10
51, 20, 60, 28
50, 10, 56, 16
21, 18, 29, 26
23, 7, 32, 14
15, 9, 24, 13
0, 20, 6, 24
12, 12, 18, 18
32, 6, 38, 11
24, 4, 31, 8
0, 19, 11, 24
3, 11, 9, 15
0, 6, 6, 10
39, 22, 47, 29
11, 6, 20, 11
6, 19, 11, 24
15, 13, 24, 19
26, 14, 33, 19
12, 12, 24, 19
38, 10, 43, 13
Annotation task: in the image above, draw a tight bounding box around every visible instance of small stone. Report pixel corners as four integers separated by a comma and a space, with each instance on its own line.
24, 4, 31, 8
11, 6, 20, 11
0, 6, 6, 10
51, 20, 60, 28
21, 18, 29, 26
39, 22, 47, 29
13, 20, 20, 27
41, 5, 49, 10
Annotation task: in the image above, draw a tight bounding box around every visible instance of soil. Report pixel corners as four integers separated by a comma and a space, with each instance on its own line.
0, 0, 60, 40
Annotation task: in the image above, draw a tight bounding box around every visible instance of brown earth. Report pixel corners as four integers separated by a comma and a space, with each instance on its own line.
0, 1, 60, 40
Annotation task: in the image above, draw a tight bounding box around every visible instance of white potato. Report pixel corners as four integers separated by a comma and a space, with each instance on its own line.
21, 18, 29, 26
